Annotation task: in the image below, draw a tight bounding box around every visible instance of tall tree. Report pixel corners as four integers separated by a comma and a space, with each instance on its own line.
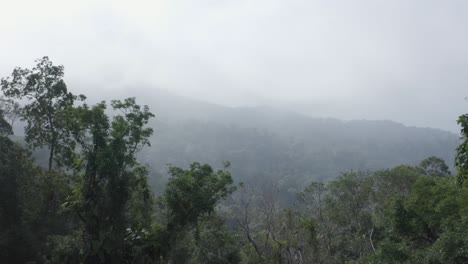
0, 110, 72, 263
419, 156, 451, 177
162, 162, 236, 262
64, 98, 154, 263
164, 162, 235, 230
1, 56, 85, 170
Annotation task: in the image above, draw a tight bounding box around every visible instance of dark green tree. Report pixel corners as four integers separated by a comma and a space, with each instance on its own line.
0, 109, 12, 136
0, 136, 35, 262
419, 156, 451, 177
165, 162, 236, 229
162, 162, 236, 262
455, 113, 468, 185
370, 176, 468, 263
0, 97, 20, 127
0, 109, 72, 263
1, 56, 85, 170
190, 215, 241, 264
63, 98, 154, 263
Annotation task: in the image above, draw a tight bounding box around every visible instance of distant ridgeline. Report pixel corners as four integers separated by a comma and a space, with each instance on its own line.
121, 89, 459, 192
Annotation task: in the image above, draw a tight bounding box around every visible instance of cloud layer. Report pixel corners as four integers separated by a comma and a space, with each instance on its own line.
1, 0, 467, 131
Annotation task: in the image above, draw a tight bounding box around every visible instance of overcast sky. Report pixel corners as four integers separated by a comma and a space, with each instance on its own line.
1, 0, 467, 132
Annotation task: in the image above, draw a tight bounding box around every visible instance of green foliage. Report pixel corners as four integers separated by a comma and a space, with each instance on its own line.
1, 56, 85, 170
168, 215, 241, 264
0, 109, 12, 136
46, 232, 83, 264
62, 98, 154, 263
123, 226, 161, 264
191, 215, 241, 264
381, 176, 468, 263
0, 98, 16, 136
456, 113, 468, 185
0, 135, 73, 263
363, 240, 409, 264
161, 162, 236, 262
165, 162, 236, 229
292, 163, 468, 264
0, 96, 21, 127
325, 171, 375, 261
419, 156, 451, 177
0, 136, 36, 263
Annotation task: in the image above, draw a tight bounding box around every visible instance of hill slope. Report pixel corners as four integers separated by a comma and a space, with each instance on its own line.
131, 89, 459, 191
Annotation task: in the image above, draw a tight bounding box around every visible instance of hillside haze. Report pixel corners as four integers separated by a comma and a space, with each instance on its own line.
127, 89, 459, 191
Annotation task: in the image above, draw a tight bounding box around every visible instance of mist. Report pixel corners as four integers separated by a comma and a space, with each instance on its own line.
1, 0, 467, 132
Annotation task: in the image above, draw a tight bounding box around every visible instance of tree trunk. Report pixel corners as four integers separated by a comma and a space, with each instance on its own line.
48, 141, 55, 171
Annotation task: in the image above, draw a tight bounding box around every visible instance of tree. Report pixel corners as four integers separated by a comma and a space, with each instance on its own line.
165, 162, 235, 229
1, 56, 85, 170
297, 182, 332, 263
0, 130, 33, 263
0, 120, 72, 263
371, 176, 468, 263
231, 183, 266, 263
63, 98, 154, 263
325, 171, 375, 261
162, 162, 236, 262
419, 156, 451, 177
0, 109, 12, 136
0, 96, 21, 128
193, 215, 242, 264
455, 113, 468, 185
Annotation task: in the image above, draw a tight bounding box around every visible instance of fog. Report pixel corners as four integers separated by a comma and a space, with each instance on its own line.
1, 0, 467, 132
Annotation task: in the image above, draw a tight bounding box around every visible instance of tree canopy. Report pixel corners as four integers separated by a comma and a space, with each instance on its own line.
1, 56, 85, 170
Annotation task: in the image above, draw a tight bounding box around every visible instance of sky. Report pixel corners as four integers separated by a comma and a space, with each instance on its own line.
0, 0, 467, 132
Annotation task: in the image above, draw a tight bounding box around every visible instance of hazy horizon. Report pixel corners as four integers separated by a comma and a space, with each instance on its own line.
1, 0, 467, 132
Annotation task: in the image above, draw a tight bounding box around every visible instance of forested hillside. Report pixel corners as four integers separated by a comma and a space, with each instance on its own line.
130, 89, 459, 191
1, 58, 467, 263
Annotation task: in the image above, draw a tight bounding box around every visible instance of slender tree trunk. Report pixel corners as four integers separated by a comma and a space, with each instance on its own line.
48, 131, 57, 171
48, 142, 54, 171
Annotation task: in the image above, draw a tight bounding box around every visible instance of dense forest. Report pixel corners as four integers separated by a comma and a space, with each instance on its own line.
1, 57, 467, 264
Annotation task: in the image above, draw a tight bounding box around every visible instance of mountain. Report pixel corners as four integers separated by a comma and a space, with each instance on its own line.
128, 89, 459, 193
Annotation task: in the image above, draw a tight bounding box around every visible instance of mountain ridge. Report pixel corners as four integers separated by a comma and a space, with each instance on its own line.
114, 88, 460, 192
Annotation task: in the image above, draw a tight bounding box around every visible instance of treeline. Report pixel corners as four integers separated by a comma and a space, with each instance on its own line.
0, 57, 467, 263
230, 162, 467, 263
